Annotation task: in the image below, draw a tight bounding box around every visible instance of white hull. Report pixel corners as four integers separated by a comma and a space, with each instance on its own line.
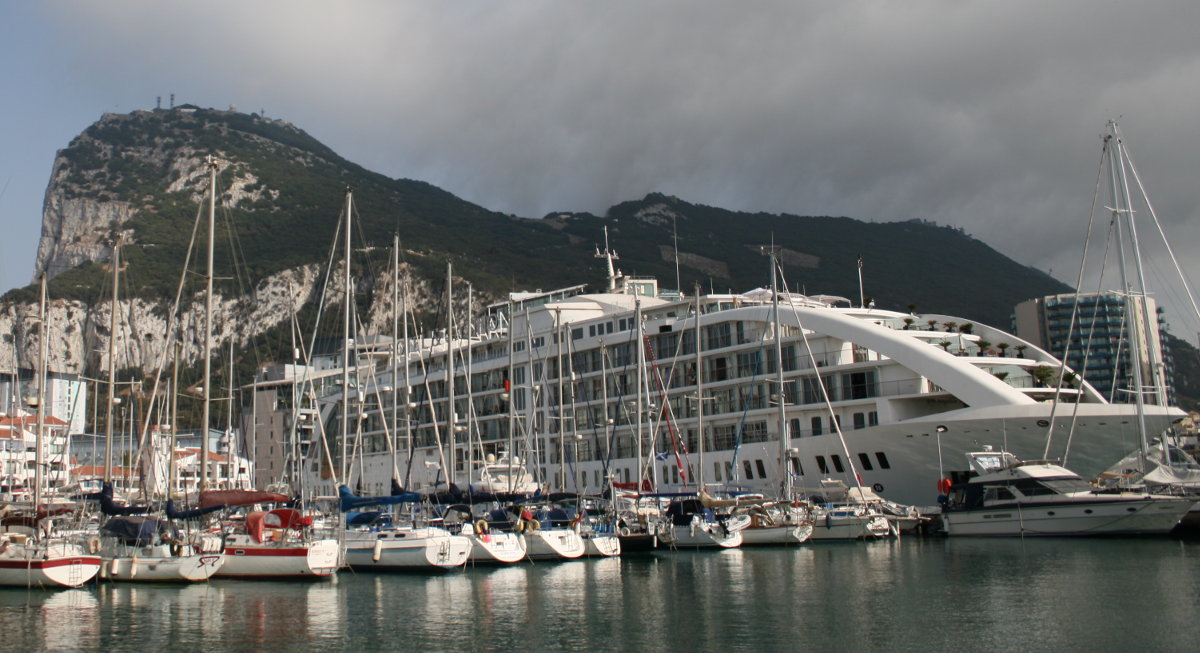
464, 531, 527, 564
809, 511, 892, 540
943, 496, 1193, 536
739, 524, 813, 545
0, 539, 101, 588
663, 523, 743, 549
343, 528, 471, 571
583, 534, 621, 557
524, 528, 586, 560
216, 536, 339, 579
98, 543, 224, 582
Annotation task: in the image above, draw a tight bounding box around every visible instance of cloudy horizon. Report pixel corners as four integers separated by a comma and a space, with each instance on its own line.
3, 1, 1200, 338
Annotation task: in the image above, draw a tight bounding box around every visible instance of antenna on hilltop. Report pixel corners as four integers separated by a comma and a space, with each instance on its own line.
156, 96, 161, 110
170, 93, 175, 109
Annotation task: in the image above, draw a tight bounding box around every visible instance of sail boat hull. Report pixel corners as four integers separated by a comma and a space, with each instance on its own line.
216, 537, 339, 579
523, 528, 586, 560
343, 528, 472, 571
97, 542, 224, 582
0, 539, 101, 588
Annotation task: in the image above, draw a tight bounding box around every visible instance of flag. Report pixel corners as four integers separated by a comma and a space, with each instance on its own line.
654, 451, 669, 461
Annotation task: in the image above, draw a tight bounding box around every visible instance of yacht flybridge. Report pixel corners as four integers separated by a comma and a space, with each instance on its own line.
254, 247, 1183, 510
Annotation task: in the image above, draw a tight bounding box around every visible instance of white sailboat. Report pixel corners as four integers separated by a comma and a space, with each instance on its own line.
0, 276, 102, 588
1080, 121, 1200, 531
90, 237, 225, 583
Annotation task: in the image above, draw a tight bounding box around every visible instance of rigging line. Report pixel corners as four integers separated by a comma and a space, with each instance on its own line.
131, 192, 205, 488
777, 268, 865, 490
1045, 139, 1109, 460
728, 330, 769, 484
1123, 140, 1200, 329
1062, 218, 1118, 463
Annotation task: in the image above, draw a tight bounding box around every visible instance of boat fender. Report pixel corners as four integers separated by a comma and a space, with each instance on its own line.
170, 542, 183, 557
937, 478, 952, 494
618, 526, 630, 537
87, 536, 101, 555
475, 520, 489, 535
825, 513, 833, 529
372, 539, 383, 562
515, 520, 525, 534
528, 518, 541, 532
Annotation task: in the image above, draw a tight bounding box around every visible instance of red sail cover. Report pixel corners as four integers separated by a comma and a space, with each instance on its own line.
245, 508, 314, 543
199, 489, 290, 509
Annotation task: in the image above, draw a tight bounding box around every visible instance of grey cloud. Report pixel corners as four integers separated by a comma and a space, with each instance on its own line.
16, 0, 1200, 336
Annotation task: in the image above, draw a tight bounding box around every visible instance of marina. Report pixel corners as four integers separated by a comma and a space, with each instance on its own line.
1, 538, 1197, 652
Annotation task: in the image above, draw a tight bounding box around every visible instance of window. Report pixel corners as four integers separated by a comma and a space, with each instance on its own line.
571, 328, 583, 340
790, 457, 804, 475
743, 460, 754, 479
857, 453, 874, 471
816, 455, 829, 474
868, 411, 878, 427
853, 412, 866, 430
875, 452, 891, 469
714, 462, 723, 482
755, 459, 767, 478
831, 454, 845, 473
811, 416, 823, 436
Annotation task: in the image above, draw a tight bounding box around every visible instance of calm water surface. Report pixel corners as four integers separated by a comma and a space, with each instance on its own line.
3, 538, 1198, 652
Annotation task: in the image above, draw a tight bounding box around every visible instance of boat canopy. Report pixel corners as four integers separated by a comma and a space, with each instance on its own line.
200, 489, 290, 509
245, 508, 312, 543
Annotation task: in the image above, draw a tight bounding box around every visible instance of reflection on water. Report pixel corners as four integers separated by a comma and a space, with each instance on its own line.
1, 540, 1198, 651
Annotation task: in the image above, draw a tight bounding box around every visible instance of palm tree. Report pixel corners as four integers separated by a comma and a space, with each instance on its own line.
1014, 344, 1028, 358
976, 340, 991, 355
943, 321, 958, 333
903, 318, 915, 330
996, 342, 1010, 357
958, 323, 974, 334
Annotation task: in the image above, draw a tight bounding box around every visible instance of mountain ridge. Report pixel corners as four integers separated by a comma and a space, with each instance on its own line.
9, 106, 1148, 411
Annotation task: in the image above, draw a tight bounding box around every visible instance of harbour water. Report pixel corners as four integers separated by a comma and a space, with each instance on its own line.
3, 538, 1198, 652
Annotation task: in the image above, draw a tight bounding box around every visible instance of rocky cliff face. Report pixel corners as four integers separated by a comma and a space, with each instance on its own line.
12, 108, 475, 377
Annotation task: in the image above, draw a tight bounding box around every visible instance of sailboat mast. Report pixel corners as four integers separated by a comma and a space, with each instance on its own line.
340, 188, 352, 486
634, 296, 645, 489
391, 235, 401, 482
505, 299, 516, 492
693, 285, 705, 489
201, 156, 217, 491
466, 284, 475, 489
169, 342, 180, 496
556, 307, 566, 492
446, 262, 455, 486
771, 249, 791, 498
402, 270, 413, 488
104, 237, 120, 484
1105, 127, 1151, 465
33, 275, 47, 516
1111, 124, 1169, 407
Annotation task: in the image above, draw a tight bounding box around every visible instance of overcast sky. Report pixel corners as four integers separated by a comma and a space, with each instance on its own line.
4, 1, 1200, 339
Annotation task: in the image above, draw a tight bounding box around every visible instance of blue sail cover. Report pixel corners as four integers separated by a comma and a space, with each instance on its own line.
338, 485, 422, 512
101, 516, 172, 546
93, 482, 153, 516
165, 498, 224, 520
